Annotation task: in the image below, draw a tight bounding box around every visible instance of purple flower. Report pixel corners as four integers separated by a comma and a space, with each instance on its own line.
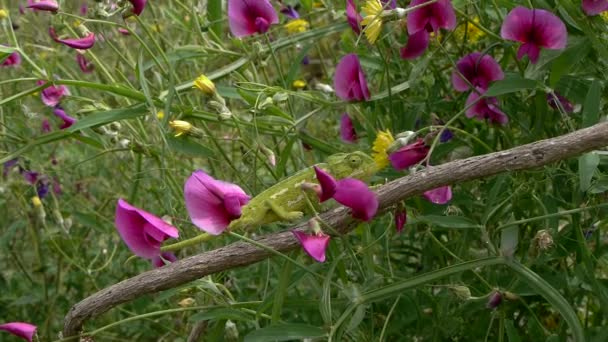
388, 139, 429, 170
582, 0, 608, 16
547, 92, 574, 113
395, 209, 407, 233
340, 113, 357, 144
23, 171, 38, 184
152, 252, 177, 268
37, 80, 69, 107
128, 0, 147, 16
439, 129, 454, 143
0, 322, 37, 342
292, 230, 331, 262
26, 0, 58, 12
115, 199, 179, 261
1, 51, 21, 67
3, 159, 18, 178
313, 166, 378, 221
53, 106, 77, 129
382, 0, 397, 9
423, 185, 452, 204
281, 5, 300, 19
184, 170, 250, 235
486, 291, 502, 309
466, 88, 508, 125
49, 27, 96, 50
76, 53, 94, 73
346, 0, 363, 34
500, 7, 567, 64
52, 177, 62, 195
41, 118, 51, 133
228, 0, 279, 37
400, 0, 457, 59
118, 28, 131, 35
80, 2, 88, 16
452, 52, 504, 92
334, 53, 370, 102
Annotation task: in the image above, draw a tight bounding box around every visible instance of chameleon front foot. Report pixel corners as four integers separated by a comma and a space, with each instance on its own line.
265, 200, 304, 222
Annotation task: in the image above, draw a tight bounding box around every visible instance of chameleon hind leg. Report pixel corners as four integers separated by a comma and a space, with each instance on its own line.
265, 199, 304, 221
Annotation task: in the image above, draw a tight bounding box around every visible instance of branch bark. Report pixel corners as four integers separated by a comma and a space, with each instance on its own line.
63, 122, 608, 337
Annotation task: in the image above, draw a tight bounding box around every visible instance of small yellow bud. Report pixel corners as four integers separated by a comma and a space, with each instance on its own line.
0, 9, 9, 19
193, 74, 216, 96
178, 297, 195, 307
292, 79, 307, 89
284, 19, 310, 34
156, 110, 165, 119
73, 20, 82, 28
32, 196, 43, 208
169, 120, 193, 137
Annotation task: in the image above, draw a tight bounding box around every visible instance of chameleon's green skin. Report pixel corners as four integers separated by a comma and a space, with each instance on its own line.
228, 151, 377, 230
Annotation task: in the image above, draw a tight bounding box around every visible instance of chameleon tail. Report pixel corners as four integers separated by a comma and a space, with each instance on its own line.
160, 233, 214, 252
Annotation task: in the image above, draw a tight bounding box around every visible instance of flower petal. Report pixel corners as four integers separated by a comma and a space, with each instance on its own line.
400, 30, 430, 60
500, 6, 534, 44
228, 0, 279, 37
334, 53, 370, 101
530, 9, 567, 50
388, 139, 429, 170
76, 53, 94, 73
0, 322, 37, 342
53, 106, 77, 129
395, 209, 407, 233
128, 0, 147, 16
1, 51, 21, 67
334, 178, 378, 221
582, 0, 608, 15
423, 185, 452, 204
465, 90, 509, 125
452, 52, 504, 92
346, 0, 363, 34
407, 0, 456, 34
26, 0, 58, 12
340, 113, 357, 143
51, 30, 96, 50
313, 166, 337, 202
292, 230, 331, 262
152, 252, 177, 268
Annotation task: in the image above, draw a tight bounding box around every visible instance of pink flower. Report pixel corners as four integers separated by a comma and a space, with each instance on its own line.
423, 185, 452, 204
395, 209, 407, 233
26, 0, 58, 12
466, 88, 508, 125
452, 52, 504, 92
49, 27, 96, 50
346, 0, 363, 34
388, 139, 429, 170
313, 166, 378, 221
118, 28, 131, 35
41, 118, 51, 133
184, 170, 250, 235
1, 51, 21, 67
115, 199, 179, 263
334, 53, 370, 102
228, 0, 279, 37
400, 0, 457, 59
76, 53, 94, 73
128, 0, 147, 16
0, 322, 37, 342
292, 230, 331, 262
152, 252, 177, 268
80, 2, 88, 16
340, 113, 357, 143
53, 105, 77, 129
500, 7, 567, 64
37, 80, 70, 107
547, 92, 574, 113
582, 0, 608, 15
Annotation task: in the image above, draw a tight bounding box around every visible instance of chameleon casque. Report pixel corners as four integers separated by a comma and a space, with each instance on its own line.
228, 151, 378, 231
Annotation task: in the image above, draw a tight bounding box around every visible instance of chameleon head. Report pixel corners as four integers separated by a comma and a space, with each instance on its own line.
327, 151, 377, 181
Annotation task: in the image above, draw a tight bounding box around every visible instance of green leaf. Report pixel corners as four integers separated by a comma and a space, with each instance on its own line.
549, 38, 590, 87
500, 226, 519, 257
67, 105, 148, 132
579, 152, 600, 192
166, 136, 215, 158
485, 76, 538, 97
504, 319, 522, 342
207, 0, 223, 39
417, 215, 479, 228
582, 80, 601, 128
189, 308, 251, 322
244, 324, 326, 342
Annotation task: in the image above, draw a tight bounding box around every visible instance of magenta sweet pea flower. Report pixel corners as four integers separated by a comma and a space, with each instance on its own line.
395, 209, 407, 233
41, 118, 51, 133
547, 92, 574, 113
292, 230, 331, 262
37, 80, 69, 107
128, 0, 147, 16
382, 0, 397, 9
423, 185, 452, 204
0, 322, 37, 342
340, 113, 357, 144
500, 7, 567, 64
400, 0, 457, 59
281, 5, 300, 19
388, 138, 430, 170
184, 170, 250, 235
228, 0, 279, 37
466, 89, 508, 125
49, 27, 96, 50
313, 166, 379, 221
582, 0, 608, 15
452, 52, 504, 92
118, 28, 131, 35
115, 199, 179, 262
152, 252, 177, 268
53, 105, 77, 129
76, 53, 94, 73
346, 0, 363, 34
334, 53, 371, 102
26, 0, 58, 12
80, 2, 88, 15
1, 51, 21, 67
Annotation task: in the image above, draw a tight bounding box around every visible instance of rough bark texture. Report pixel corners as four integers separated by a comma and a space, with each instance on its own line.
64, 122, 608, 337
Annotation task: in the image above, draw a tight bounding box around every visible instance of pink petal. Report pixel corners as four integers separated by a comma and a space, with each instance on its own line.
346, 0, 363, 34
582, 0, 608, 15
152, 252, 177, 268
382, 0, 397, 9
547, 92, 574, 113
334, 53, 370, 102
76, 53, 94, 73
26, 0, 58, 12
423, 185, 452, 204
529, 9, 567, 50
465, 90, 509, 125
1, 51, 21, 67
52, 106, 77, 129
395, 209, 407, 233
400, 30, 430, 60
388, 139, 430, 170
334, 178, 378, 221
340, 113, 357, 143
292, 230, 331, 262
128, 0, 147, 16
38, 81, 69, 107
184, 170, 250, 235
452, 52, 504, 92
228, 0, 279, 37
55, 32, 96, 50
313, 166, 337, 202
407, 0, 457, 34
115, 199, 179, 259
0, 322, 37, 342
500, 6, 534, 43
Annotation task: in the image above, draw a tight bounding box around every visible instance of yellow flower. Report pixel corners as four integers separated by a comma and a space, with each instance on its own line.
193, 74, 216, 96
284, 19, 310, 34
0, 9, 9, 19
361, 0, 384, 44
372, 129, 394, 170
72, 20, 82, 28
601, 12, 608, 22
169, 120, 193, 137
156, 110, 165, 119
292, 79, 307, 89
32, 196, 43, 208
454, 17, 485, 44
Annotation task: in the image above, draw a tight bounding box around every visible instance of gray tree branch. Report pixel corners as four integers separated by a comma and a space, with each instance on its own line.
63, 122, 608, 337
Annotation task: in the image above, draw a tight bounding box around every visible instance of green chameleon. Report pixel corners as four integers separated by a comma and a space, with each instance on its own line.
162, 151, 377, 252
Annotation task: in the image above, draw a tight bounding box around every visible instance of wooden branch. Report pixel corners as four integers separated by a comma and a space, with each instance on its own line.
63, 122, 608, 337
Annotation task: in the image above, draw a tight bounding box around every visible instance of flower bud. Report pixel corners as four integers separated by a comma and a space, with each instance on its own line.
449, 285, 471, 301
169, 120, 193, 137
486, 291, 502, 309
178, 297, 195, 307
0, 9, 9, 19
292, 79, 307, 89
534, 229, 553, 251
224, 320, 239, 342
193, 74, 216, 96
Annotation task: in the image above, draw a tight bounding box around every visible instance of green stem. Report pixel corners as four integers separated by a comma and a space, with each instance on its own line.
161, 232, 214, 252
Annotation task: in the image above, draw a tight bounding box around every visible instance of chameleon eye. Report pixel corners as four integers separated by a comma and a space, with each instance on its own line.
348, 155, 361, 166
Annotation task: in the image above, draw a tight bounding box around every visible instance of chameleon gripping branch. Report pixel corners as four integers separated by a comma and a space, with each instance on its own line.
63, 122, 608, 337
